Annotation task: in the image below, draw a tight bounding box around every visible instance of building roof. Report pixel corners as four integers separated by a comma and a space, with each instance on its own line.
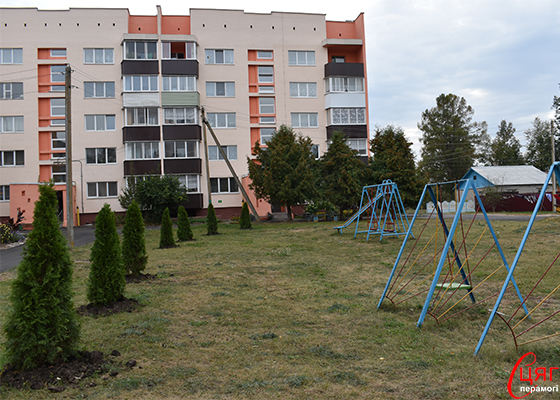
465, 165, 549, 186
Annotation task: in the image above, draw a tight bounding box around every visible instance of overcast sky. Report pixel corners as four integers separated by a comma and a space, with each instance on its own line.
2, 0, 559, 157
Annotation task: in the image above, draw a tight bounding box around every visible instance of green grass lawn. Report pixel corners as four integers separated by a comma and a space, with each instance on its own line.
1, 217, 560, 399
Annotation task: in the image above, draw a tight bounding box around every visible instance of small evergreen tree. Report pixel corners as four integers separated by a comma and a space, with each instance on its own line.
159, 207, 176, 248
87, 204, 125, 305
177, 205, 194, 241
3, 183, 80, 370
207, 203, 219, 235
240, 201, 252, 229
122, 200, 148, 276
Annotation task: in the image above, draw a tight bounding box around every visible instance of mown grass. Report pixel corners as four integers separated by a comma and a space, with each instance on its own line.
0, 216, 559, 399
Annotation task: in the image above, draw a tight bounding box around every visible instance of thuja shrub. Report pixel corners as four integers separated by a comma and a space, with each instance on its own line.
207, 203, 219, 235
3, 183, 80, 370
87, 204, 125, 305
240, 202, 252, 230
159, 207, 176, 248
177, 206, 194, 241
122, 200, 148, 276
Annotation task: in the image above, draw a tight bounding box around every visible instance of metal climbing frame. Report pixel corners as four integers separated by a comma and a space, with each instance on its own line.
333, 180, 411, 241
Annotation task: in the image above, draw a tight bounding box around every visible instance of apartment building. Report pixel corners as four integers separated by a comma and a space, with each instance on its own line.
0, 7, 368, 226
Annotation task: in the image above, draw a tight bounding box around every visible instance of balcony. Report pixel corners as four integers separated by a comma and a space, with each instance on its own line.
123, 126, 161, 142
162, 125, 201, 141
124, 160, 161, 176
161, 60, 199, 76
163, 158, 202, 174
121, 60, 159, 75
324, 62, 364, 78
161, 92, 200, 107
327, 125, 368, 139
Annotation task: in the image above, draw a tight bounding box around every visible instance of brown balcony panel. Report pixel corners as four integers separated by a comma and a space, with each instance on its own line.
324, 62, 364, 78
162, 125, 202, 141
164, 158, 202, 174
327, 125, 368, 139
124, 160, 161, 176
121, 60, 159, 75
162, 60, 199, 76
123, 126, 161, 142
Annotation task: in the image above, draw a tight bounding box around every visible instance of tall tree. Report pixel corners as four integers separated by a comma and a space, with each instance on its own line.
368, 125, 420, 206
159, 207, 176, 248
525, 117, 559, 172
122, 200, 148, 276
3, 183, 80, 370
418, 94, 484, 182
488, 120, 524, 166
248, 125, 317, 219
318, 131, 366, 217
206, 203, 219, 235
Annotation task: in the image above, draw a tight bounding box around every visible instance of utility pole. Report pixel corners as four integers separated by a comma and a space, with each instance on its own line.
553, 120, 557, 213
65, 64, 74, 247
201, 107, 212, 206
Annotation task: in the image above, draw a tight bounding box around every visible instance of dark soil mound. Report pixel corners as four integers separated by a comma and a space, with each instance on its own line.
77, 297, 140, 316
125, 273, 158, 283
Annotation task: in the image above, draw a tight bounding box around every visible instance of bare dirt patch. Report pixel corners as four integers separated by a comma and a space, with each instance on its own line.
77, 297, 141, 317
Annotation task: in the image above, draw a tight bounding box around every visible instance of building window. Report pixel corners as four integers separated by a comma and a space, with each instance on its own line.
51, 132, 65, 158
125, 108, 158, 126
125, 142, 160, 160
164, 141, 198, 158
52, 164, 66, 182
0, 116, 24, 133
260, 116, 275, 124
51, 119, 66, 126
259, 97, 275, 114
162, 42, 196, 60
332, 56, 345, 63
51, 65, 66, 83
84, 48, 114, 64
206, 82, 235, 97
51, 98, 65, 117
0, 185, 9, 201
210, 177, 238, 194
51, 85, 65, 92
327, 77, 365, 93
291, 113, 318, 128
288, 50, 315, 66
51, 49, 67, 58
85, 114, 116, 131
164, 107, 197, 125
258, 86, 274, 94
260, 128, 275, 144
1, 48, 23, 64
125, 41, 157, 60
86, 148, 117, 164
207, 113, 236, 129
258, 66, 273, 83
0, 82, 23, 99
347, 139, 367, 155
176, 175, 200, 192
87, 181, 118, 198
84, 82, 115, 98
257, 50, 273, 60
290, 82, 317, 98
329, 108, 366, 125
1, 150, 24, 166
162, 76, 196, 92
123, 76, 158, 92
208, 145, 237, 161
205, 49, 234, 64
311, 144, 320, 159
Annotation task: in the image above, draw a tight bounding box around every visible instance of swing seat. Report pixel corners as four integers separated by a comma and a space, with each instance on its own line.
435, 282, 472, 290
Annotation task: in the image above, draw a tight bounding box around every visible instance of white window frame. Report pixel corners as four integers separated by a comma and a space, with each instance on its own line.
163, 107, 197, 125
311, 144, 320, 160
86, 147, 117, 165
85, 114, 116, 131
0, 82, 23, 100
0, 48, 23, 64
259, 97, 275, 114
347, 139, 368, 155
162, 76, 196, 92
52, 164, 66, 183
258, 66, 274, 83
125, 108, 159, 126
260, 116, 275, 124
87, 181, 118, 198
329, 108, 366, 125
176, 175, 200, 193
124, 41, 158, 60
206, 82, 235, 97
83, 48, 114, 64
51, 98, 65, 117
51, 132, 65, 158
84, 81, 115, 98
51, 65, 66, 83
164, 141, 199, 159
1, 150, 24, 166
208, 145, 237, 161
205, 49, 234, 64
0, 185, 9, 201
0, 116, 24, 133
125, 142, 160, 160
288, 50, 315, 66
326, 77, 365, 93
210, 177, 238, 194
207, 113, 236, 129
291, 113, 318, 128
258, 86, 275, 94
124, 76, 158, 92
257, 50, 273, 60
260, 128, 275, 145
162, 42, 196, 60
51, 49, 67, 58
290, 82, 317, 98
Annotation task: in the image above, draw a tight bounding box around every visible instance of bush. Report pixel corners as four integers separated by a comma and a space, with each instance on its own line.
0, 223, 17, 244
122, 200, 148, 276
207, 203, 219, 235
159, 207, 176, 248
240, 202, 252, 229
177, 206, 193, 241
87, 204, 125, 305
3, 183, 80, 370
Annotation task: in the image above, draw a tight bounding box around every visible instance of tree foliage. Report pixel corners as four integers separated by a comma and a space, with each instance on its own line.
240, 201, 252, 229
159, 207, 176, 248
87, 204, 125, 305
318, 131, 366, 217
248, 125, 317, 219
206, 203, 219, 235
177, 205, 194, 241
368, 125, 421, 206
525, 117, 559, 172
122, 200, 148, 276
119, 175, 188, 222
485, 120, 524, 166
418, 94, 485, 182
3, 183, 80, 370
